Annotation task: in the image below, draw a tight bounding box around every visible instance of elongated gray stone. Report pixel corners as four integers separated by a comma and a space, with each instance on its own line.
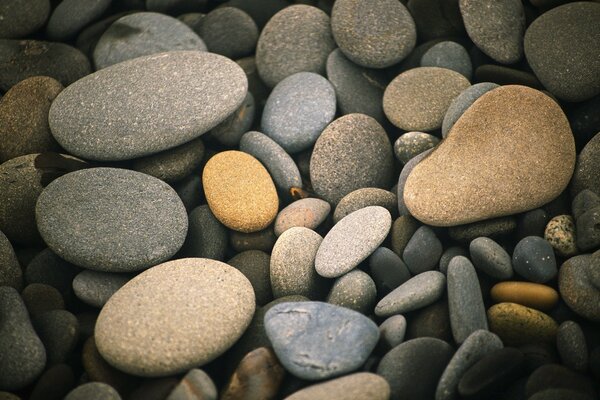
469, 236, 513, 280
375, 271, 446, 317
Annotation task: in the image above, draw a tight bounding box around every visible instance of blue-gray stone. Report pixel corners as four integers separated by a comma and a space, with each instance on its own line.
261, 71, 336, 153
93, 12, 207, 70
403, 226, 443, 275
73, 270, 131, 308
179, 205, 228, 261
512, 236, 557, 283
441, 82, 499, 138
264, 301, 379, 380
469, 237, 513, 280
369, 247, 412, 296
421, 41, 472, 80
46, 0, 111, 41
397, 148, 432, 215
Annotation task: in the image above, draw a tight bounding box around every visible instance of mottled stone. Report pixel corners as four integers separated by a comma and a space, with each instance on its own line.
469, 237, 513, 280
326, 269, 377, 314
394, 131, 439, 165
228, 250, 273, 307
491, 281, 558, 311
375, 271, 445, 317
575, 206, 600, 251
284, 372, 390, 400
46, 0, 111, 41
0, 0, 50, 38
488, 302, 558, 346
73, 270, 131, 308
558, 254, 600, 321
441, 82, 499, 138
544, 215, 577, 257
197, 7, 258, 60
512, 236, 557, 283
333, 188, 397, 224
274, 198, 330, 237
556, 320, 587, 372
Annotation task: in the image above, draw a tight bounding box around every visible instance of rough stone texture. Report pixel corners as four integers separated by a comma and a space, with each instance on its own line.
49, 51, 247, 161
326, 270, 377, 314
333, 188, 397, 224
375, 271, 445, 317
210, 92, 255, 147
524, 2, 600, 102
197, 7, 258, 59
36, 168, 188, 272
571, 131, 600, 197
442, 82, 499, 138
330, 0, 416, 68
0, 0, 50, 38
556, 320, 588, 372
394, 131, 440, 165
369, 247, 412, 297
179, 205, 227, 261
256, 5, 335, 88
0, 229, 22, 289
284, 372, 390, 400
512, 236, 557, 283
167, 369, 217, 400
310, 114, 394, 204
228, 250, 273, 307
383, 67, 470, 132
46, 0, 111, 41
488, 302, 558, 346
402, 226, 443, 274
315, 206, 391, 278
261, 72, 336, 153
73, 270, 131, 308
96, 258, 255, 377
469, 236, 513, 280
421, 41, 472, 79
544, 215, 578, 257
203, 151, 278, 233
559, 254, 600, 322
264, 301, 379, 380
491, 281, 558, 311
64, 383, 121, 400
274, 198, 330, 237
576, 206, 600, 251
404, 85, 576, 226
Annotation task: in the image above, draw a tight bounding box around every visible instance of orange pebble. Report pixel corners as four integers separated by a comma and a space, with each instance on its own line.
490, 281, 559, 311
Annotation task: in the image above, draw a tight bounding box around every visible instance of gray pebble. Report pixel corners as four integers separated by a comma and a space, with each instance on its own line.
469, 237, 513, 280
397, 149, 432, 215
0, 229, 22, 289
333, 188, 397, 224
517, 208, 550, 240
406, 0, 464, 42
197, 7, 258, 59
25, 248, 80, 295
326, 269, 377, 314
64, 382, 121, 400
379, 315, 407, 349
179, 205, 227, 261
576, 206, 600, 252
22, 283, 64, 316
32, 309, 79, 365
0, 0, 50, 39
403, 226, 443, 275
228, 250, 273, 307
210, 91, 255, 147
73, 270, 131, 308
559, 253, 600, 322
421, 41, 472, 80
221, 0, 288, 29
442, 82, 499, 138
369, 247, 412, 296
439, 246, 468, 275
230, 226, 276, 253
174, 174, 203, 213
46, 0, 111, 41
166, 369, 217, 400
274, 198, 330, 237
572, 189, 600, 220
512, 236, 557, 283
556, 320, 588, 372
572, 133, 600, 198
394, 131, 440, 164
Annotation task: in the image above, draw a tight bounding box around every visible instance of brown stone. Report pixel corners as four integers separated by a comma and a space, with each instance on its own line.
488, 302, 558, 346
490, 281, 559, 311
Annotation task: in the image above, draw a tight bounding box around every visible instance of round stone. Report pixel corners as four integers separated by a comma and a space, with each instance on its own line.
169, 369, 218, 400
469, 236, 513, 280
197, 7, 258, 59
310, 114, 394, 204
0, 0, 50, 38
393, 131, 440, 165
203, 151, 279, 233
95, 258, 255, 377
46, 0, 111, 41
441, 82, 499, 138
383, 67, 470, 131
333, 188, 397, 224
261, 72, 336, 153
228, 250, 273, 307
273, 198, 330, 237
330, 0, 416, 68
36, 167, 188, 272
49, 51, 247, 161
556, 320, 588, 372
421, 41, 472, 79
72, 270, 131, 308
512, 236, 557, 283
177, 205, 228, 261
544, 215, 577, 257
375, 271, 446, 317
559, 254, 600, 322
22, 283, 64, 316
487, 302, 558, 346
285, 372, 390, 400
326, 270, 377, 315
490, 281, 559, 311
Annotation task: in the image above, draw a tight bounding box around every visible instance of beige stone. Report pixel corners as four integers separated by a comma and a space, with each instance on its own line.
488, 302, 558, 346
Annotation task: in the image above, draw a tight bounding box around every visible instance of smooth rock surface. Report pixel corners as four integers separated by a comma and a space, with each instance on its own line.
571, 132, 600, 197
210, 92, 255, 147
197, 7, 258, 60
393, 131, 440, 164
326, 269, 377, 314
369, 247, 412, 296
228, 250, 273, 307
559, 254, 600, 321
167, 368, 217, 400
488, 302, 558, 346
421, 41, 472, 79
403, 226, 443, 274
46, 0, 111, 41
73, 270, 131, 308
441, 82, 499, 138
556, 320, 587, 372
179, 205, 227, 261
284, 372, 390, 400
333, 188, 397, 224
32, 309, 79, 365
512, 236, 557, 283
0, 230, 22, 289
469, 237, 513, 280
274, 198, 330, 237
375, 271, 446, 317
25, 248, 79, 295
0, 0, 50, 38
64, 382, 121, 400
491, 281, 558, 311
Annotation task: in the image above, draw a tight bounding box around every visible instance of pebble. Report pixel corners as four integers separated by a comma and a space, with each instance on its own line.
377, 337, 454, 400
29, 363, 75, 400
572, 132, 600, 197
273, 198, 330, 237
575, 207, 600, 251
390, 215, 419, 256
375, 271, 445, 317
81, 336, 134, 395
261, 72, 335, 153
379, 315, 407, 350
441, 82, 499, 138
491, 281, 559, 311
0, 287, 46, 391
421, 41, 472, 79
439, 246, 469, 274
403, 226, 443, 274
524, 2, 600, 102
179, 205, 228, 261
488, 302, 558, 346
230, 226, 277, 253
449, 216, 517, 244
572, 189, 600, 220
556, 321, 588, 372
197, 7, 258, 59
264, 301, 379, 380
447, 256, 488, 343
330, 0, 416, 68
469, 237, 513, 280
270, 227, 327, 300
517, 208, 550, 240
333, 188, 397, 224
228, 250, 273, 307
369, 247, 412, 296
326, 269, 377, 314
95, 258, 255, 377
50, 51, 246, 161
36, 167, 188, 272
0, 229, 22, 289
167, 369, 217, 400
558, 254, 600, 322
404, 85, 575, 226
240, 131, 302, 192
22, 283, 65, 315
73, 270, 131, 308
210, 92, 256, 147
174, 174, 202, 213
46, 0, 111, 41
315, 206, 391, 278
383, 67, 470, 131
203, 151, 278, 233
393, 131, 440, 164
310, 114, 394, 204
474, 63, 543, 89
544, 215, 578, 257
0, 0, 50, 38
25, 248, 79, 294
64, 382, 121, 400
284, 372, 390, 400
256, 5, 335, 87
74, 11, 135, 58
32, 309, 79, 365
525, 364, 597, 399
512, 236, 557, 283
223, 0, 288, 29
0, 76, 62, 163
407, 0, 464, 42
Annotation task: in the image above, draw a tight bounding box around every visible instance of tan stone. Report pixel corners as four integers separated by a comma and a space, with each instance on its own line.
490, 281, 559, 311
284, 372, 390, 400
488, 302, 558, 346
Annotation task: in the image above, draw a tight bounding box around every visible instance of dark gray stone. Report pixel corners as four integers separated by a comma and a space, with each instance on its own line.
29, 363, 75, 400
469, 237, 513, 280
46, 0, 111, 41
0, 0, 50, 38
525, 363, 596, 399
174, 173, 202, 213
0, 229, 22, 289
439, 246, 468, 275
517, 208, 550, 240
197, 7, 258, 59
209, 91, 255, 147
406, 0, 464, 42
25, 248, 79, 295
326, 269, 377, 314
369, 247, 412, 296
179, 205, 227, 261
393, 131, 439, 164
448, 216, 516, 244
146, 0, 206, 14
576, 206, 600, 251
572, 189, 600, 220
556, 320, 588, 372
512, 236, 557, 283
221, 0, 288, 29
571, 132, 600, 197
228, 250, 273, 307
333, 188, 397, 224
559, 254, 600, 322
407, 300, 453, 342
230, 226, 276, 253
403, 226, 443, 275
73, 270, 131, 308
32, 309, 79, 365
75, 11, 135, 59
442, 82, 499, 138
397, 149, 432, 215
22, 283, 64, 316
264, 301, 379, 380
379, 315, 407, 349
64, 382, 121, 400
421, 41, 472, 79
375, 270, 445, 317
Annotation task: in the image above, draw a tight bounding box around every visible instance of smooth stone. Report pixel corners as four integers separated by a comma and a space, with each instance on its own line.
474, 64, 543, 89
556, 320, 587, 372
0, 76, 63, 163
274, 198, 330, 237
315, 206, 391, 278
439, 246, 469, 274
447, 256, 488, 343
75, 11, 136, 58
379, 315, 407, 350
197, 7, 258, 59
240, 131, 302, 193
441, 82, 499, 138
36, 168, 188, 272
330, 0, 416, 68
377, 337, 454, 400
512, 236, 557, 283
390, 215, 419, 257
325, 48, 386, 123
517, 209, 550, 240
488, 302, 558, 346
383, 67, 470, 132
558, 254, 600, 321
46, 0, 111, 41
491, 281, 559, 311
576, 206, 600, 251
210, 92, 255, 147
64, 383, 121, 400
393, 131, 440, 164
25, 248, 79, 294
94, 12, 206, 69
403, 226, 443, 274
174, 174, 202, 213
32, 309, 79, 365
404, 85, 576, 226
284, 372, 390, 400
311, 114, 394, 204
572, 132, 600, 197
81, 336, 135, 395
29, 363, 75, 400
256, 5, 335, 88
73, 270, 131, 308
0, 287, 46, 391
397, 149, 432, 216
524, 2, 600, 102
228, 250, 273, 307
406, 0, 464, 42
526, 364, 597, 399
375, 271, 445, 317
22, 283, 64, 315
0, 39, 91, 92
544, 215, 577, 257
572, 189, 600, 220
270, 227, 327, 300
49, 51, 246, 161
326, 269, 377, 314
230, 227, 277, 253
95, 258, 255, 377
0, 0, 50, 38
0, 230, 22, 289
167, 369, 217, 400
203, 151, 278, 233
406, 300, 453, 343
261, 72, 335, 153
449, 216, 517, 243
469, 237, 513, 280
264, 301, 379, 380
222, 0, 288, 29
179, 205, 227, 261
421, 41, 472, 79
333, 188, 397, 224
369, 247, 412, 296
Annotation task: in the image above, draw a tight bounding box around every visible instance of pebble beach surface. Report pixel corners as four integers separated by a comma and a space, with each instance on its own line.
0, 1, 599, 400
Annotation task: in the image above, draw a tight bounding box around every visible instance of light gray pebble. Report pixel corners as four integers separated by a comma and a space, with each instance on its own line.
375, 271, 446, 317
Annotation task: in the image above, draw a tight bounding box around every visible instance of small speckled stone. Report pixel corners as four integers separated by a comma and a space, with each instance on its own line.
46, 0, 111, 41
441, 82, 499, 138
64, 382, 121, 400
326, 270, 377, 314
559, 254, 600, 322
403, 226, 443, 274
375, 271, 445, 317
284, 372, 390, 400
197, 7, 258, 60
393, 131, 440, 164
469, 237, 513, 280
315, 206, 391, 278
73, 270, 131, 308
491, 281, 559, 311
333, 188, 397, 224
179, 205, 228, 261
228, 250, 273, 307
0, 0, 50, 39
379, 315, 407, 349
512, 236, 557, 283
203, 151, 278, 233
488, 302, 558, 346
265, 301, 379, 380
383, 67, 470, 132
274, 198, 330, 237
95, 258, 255, 377
544, 215, 577, 257
421, 41, 472, 79
0, 230, 22, 289
556, 320, 588, 372
167, 368, 217, 400
369, 247, 412, 297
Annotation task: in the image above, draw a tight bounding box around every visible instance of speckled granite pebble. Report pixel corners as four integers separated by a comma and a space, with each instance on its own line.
274, 198, 330, 237
284, 372, 390, 400
333, 188, 397, 224
544, 215, 578, 257
512, 236, 557, 283
375, 271, 445, 317
73, 270, 131, 308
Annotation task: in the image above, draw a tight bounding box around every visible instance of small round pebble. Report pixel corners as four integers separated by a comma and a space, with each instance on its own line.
333, 188, 397, 224
72, 270, 131, 308
441, 82, 499, 138
469, 237, 513, 280
491, 281, 559, 311
558, 254, 600, 322
369, 247, 412, 296
402, 226, 443, 275
556, 320, 588, 372
273, 198, 330, 237
488, 302, 558, 346
64, 382, 121, 400
512, 236, 557, 283
284, 372, 390, 400
228, 250, 273, 307
393, 131, 440, 164
421, 41, 472, 79
544, 215, 578, 257
46, 0, 111, 41
197, 7, 258, 59
326, 269, 377, 315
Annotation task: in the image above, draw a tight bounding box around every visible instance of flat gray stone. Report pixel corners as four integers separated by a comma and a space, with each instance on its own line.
421, 41, 472, 80
36, 168, 188, 272
375, 271, 446, 317
197, 7, 258, 60
442, 82, 499, 138
326, 269, 377, 315
315, 206, 391, 278
73, 270, 131, 308
274, 198, 330, 237
469, 236, 513, 280
46, 0, 111, 41
333, 188, 397, 224
179, 205, 228, 261
49, 51, 247, 161
0, 0, 50, 39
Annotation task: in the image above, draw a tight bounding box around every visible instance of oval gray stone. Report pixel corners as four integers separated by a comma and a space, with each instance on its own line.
197, 7, 258, 60
31, 309, 79, 365
49, 51, 247, 161
73, 270, 131, 308
375, 271, 446, 317
64, 382, 121, 400
326, 269, 377, 315
556, 320, 588, 372
46, 0, 111, 41
228, 250, 273, 307
274, 198, 330, 237
333, 188, 397, 224
469, 236, 513, 280
35, 168, 188, 272
442, 82, 499, 138
379, 315, 407, 349
315, 206, 392, 278
0, 0, 50, 39
403, 226, 443, 275
421, 41, 472, 80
